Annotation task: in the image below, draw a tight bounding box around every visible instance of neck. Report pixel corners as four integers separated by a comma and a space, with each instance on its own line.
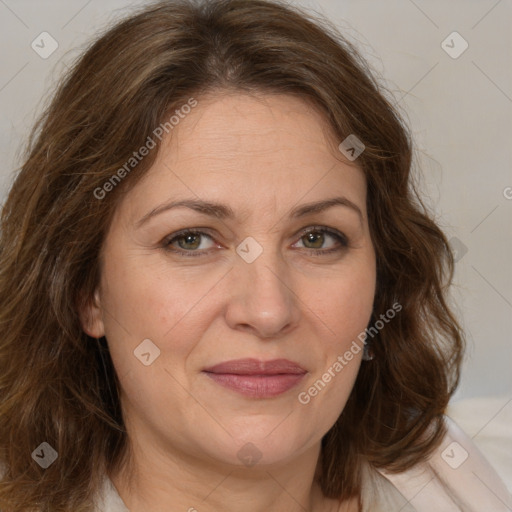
110, 435, 356, 512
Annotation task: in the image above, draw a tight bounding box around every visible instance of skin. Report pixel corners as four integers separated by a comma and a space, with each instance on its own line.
80, 91, 376, 512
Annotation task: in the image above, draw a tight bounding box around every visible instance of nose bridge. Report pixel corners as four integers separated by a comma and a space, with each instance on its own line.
225, 237, 300, 338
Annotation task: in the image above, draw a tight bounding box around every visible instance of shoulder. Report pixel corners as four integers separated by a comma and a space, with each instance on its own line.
366, 415, 512, 511
94, 476, 130, 512
0, 459, 129, 512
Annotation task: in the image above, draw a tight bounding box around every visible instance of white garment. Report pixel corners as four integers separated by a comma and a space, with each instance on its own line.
374, 416, 512, 511
94, 416, 512, 511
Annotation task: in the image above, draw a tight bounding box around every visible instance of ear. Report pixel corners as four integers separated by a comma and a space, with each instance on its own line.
78, 288, 105, 338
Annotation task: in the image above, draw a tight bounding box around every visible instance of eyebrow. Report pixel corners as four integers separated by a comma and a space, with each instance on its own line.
136, 196, 363, 228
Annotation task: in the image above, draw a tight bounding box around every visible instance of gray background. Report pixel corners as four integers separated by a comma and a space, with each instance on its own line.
1, 0, 511, 403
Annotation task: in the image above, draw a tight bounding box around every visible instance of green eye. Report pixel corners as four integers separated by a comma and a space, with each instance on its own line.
163, 226, 349, 258
164, 230, 216, 257
294, 227, 348, 254
302, 231, 326, 249
176, 232, 203, 250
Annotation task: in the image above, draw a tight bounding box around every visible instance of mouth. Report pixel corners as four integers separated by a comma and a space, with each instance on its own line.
202, 358, 307, 398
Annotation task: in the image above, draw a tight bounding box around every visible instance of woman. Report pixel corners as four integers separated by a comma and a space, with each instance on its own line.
0, 1, 510, 510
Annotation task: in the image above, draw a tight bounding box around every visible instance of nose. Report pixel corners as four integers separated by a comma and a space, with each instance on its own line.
224, 246, 301, 339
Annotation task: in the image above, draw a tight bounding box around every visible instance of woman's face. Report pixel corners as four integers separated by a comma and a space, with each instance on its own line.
82, 92, 376, 468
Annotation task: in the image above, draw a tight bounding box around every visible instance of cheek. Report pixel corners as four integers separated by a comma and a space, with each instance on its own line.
99, 253, 229, 385
101, 253, 212, 336
99, 258, 208, 430
295, 268, 375, 422
305, 263, 376, 348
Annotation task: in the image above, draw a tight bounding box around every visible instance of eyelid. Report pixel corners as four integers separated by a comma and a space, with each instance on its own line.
162, 228, 219, 250
294, 225, 349, 245
162, 225, 349, 257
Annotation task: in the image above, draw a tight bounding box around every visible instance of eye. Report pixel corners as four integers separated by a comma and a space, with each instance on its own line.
162, 226, 349, 258
163, 229, 218, 257
292, 226, 348, 255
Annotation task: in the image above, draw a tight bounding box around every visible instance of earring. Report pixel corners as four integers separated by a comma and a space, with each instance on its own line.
362, 340, 374, 361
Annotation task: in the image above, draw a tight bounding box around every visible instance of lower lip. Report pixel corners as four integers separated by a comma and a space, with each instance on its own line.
203, 372, 305, 398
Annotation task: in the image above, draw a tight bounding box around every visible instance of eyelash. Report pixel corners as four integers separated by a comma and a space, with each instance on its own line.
162, 226, 349, 258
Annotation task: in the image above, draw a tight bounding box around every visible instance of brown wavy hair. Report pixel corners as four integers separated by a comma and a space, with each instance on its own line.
0, 0, 464, 510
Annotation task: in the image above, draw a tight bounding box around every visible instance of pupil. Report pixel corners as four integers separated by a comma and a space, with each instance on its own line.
180, 234, 200, 249
305, 232, 323, 248
176, 232, 326, 251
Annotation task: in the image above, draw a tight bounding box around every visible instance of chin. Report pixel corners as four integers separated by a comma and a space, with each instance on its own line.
192, 423, 316, 470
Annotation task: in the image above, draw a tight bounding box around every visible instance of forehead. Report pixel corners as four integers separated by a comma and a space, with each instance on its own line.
118, 92, 367, 223
167, 92, 342, 164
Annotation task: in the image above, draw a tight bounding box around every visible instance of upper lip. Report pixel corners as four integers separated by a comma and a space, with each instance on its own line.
203, 358, 307, 375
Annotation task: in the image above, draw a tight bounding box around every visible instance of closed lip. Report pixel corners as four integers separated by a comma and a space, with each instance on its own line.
202, 358, 307, 375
